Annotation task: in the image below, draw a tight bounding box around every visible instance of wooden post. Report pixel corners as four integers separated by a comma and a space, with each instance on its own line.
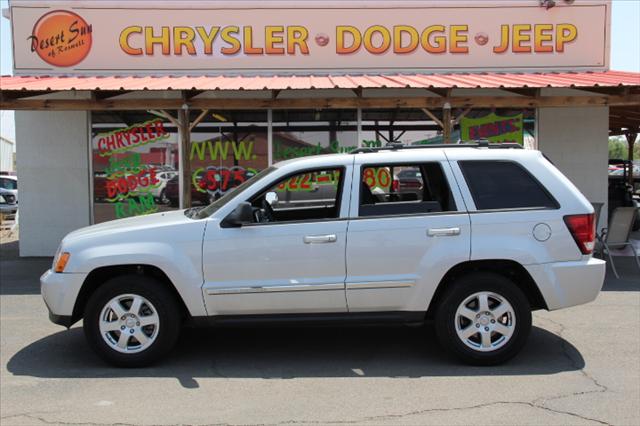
625, 131, 637, 187
178, 107, 191, 208
442, 103, 452, 144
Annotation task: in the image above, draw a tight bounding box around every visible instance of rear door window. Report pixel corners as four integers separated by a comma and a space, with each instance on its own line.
359, 162, 456, 216
459, 160, 558, 210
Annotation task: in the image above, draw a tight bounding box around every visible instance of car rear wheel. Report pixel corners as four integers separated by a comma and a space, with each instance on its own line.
435, 272, 531, 366
83, 274, 182, 367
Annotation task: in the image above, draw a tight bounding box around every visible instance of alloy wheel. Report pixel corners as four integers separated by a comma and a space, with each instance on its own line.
454, 291, 515, 352
98, 294, 160, 354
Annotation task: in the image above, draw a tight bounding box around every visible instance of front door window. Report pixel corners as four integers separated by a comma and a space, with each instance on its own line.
250, 168, 344, 224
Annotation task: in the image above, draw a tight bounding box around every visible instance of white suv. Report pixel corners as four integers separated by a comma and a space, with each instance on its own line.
41, 143, 605, 367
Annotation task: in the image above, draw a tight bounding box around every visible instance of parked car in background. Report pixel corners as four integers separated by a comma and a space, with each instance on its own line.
151, 170, 178, 205
394, 167, 424, 199
42, 142, 605, 368
0, 187, 18, 218
93, 172, 108, 201
609, 165, 640, 178
608, 159, 640, 230
0, 174, 18, 202
165, 175, 210, 207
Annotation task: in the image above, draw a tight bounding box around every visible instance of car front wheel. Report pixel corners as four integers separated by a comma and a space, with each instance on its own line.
83, 275, 182, 367
435, 272, 531, 366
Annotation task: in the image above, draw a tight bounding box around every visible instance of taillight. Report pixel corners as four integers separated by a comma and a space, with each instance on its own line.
563, 214, 595, 255
392, 179, 399, 192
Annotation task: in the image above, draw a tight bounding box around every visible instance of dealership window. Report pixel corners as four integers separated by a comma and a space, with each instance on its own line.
272, 109, 358, 162
189, 110, 268, 206
458, 109, 536, 147
91, 111, 179, 224
360, 108, 536, 147
361, 109, 438, 147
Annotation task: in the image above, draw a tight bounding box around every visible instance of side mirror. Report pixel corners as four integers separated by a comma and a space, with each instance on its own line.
265, 191, 278, 206
221, 202, 254, 228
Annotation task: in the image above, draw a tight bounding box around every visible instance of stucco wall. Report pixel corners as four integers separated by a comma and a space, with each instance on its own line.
16, 110, 91, 256
537, 106, 609, 227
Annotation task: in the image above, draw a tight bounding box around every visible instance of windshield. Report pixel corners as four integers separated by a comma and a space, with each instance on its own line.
193, 167, 277, 219
0, 178, 17, 190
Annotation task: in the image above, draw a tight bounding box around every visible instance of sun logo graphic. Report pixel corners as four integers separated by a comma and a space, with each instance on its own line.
27, 10, 92, 67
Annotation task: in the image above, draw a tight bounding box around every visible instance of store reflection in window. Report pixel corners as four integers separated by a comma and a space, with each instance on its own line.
360, 108, 536, 147
187, 110, 268, 206
272, 109, 358, 162
91, 111, 179, 224
360, 109, 440, 147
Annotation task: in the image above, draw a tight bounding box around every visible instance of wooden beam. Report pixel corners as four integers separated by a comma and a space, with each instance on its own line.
453, 106, 473, 125
610, 119, 640, 128
421, 108, 443, 128
150, 109, 179, 127
93, 90, 133, 100
2, 94, 639, 111
0, 90, 58, 101
425, 88, 449, 97
442, 104, 452, 144
178, 108, 191, 209
624, 132, 637, 186
500, 88, 539, 97
183, 90, 205, 100
189, 109, 209, 132
578, 86, 630, 96
611, 110, 640, 120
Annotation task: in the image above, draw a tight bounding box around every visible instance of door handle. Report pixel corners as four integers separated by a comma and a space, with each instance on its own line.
427, 227, 461, 237
303, 234, 337, 244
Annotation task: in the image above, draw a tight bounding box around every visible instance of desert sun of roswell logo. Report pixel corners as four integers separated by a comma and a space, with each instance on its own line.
28, 10, 92, 67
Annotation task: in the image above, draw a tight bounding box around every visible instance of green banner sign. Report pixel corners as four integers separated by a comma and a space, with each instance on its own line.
460, 113, 524, 145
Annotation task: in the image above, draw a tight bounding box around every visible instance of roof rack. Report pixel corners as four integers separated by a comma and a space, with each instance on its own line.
351, 140, 524, 154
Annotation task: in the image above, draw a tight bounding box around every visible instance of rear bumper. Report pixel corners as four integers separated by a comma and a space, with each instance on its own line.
526, 258, 606, 311
40, 269, 88, 326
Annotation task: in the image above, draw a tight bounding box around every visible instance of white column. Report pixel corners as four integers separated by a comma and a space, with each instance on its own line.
537, 106, 609, 225
16, 109, 91, 256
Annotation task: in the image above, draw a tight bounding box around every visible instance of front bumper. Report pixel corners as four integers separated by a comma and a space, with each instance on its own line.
40, 269, 88, 327
47, 309, 73, 328
526, 257, 606, 311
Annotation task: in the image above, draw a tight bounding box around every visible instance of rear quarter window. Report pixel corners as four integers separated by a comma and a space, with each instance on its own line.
459, 160, 558, 210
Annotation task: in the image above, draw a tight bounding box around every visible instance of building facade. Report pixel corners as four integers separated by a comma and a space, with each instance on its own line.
1, 0, 638, 256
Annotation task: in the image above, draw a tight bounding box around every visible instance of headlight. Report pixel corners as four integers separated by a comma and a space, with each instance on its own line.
53, 250, 71, 273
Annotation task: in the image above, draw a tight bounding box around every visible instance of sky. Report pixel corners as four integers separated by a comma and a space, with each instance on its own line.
1, 0, 639, 141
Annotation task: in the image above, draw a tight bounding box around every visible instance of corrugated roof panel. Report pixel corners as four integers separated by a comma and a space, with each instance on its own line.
1, 71, 638, 92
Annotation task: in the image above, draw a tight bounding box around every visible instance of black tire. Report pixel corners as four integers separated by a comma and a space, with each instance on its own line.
435, 272, 531, 366
83, 274, 182, 367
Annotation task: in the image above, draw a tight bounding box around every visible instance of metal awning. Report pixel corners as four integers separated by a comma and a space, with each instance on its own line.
1, 70, 638, 135
1, 70, 638, 91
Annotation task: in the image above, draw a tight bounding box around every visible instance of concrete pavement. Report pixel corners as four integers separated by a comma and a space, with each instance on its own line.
1, 238, 639, 426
